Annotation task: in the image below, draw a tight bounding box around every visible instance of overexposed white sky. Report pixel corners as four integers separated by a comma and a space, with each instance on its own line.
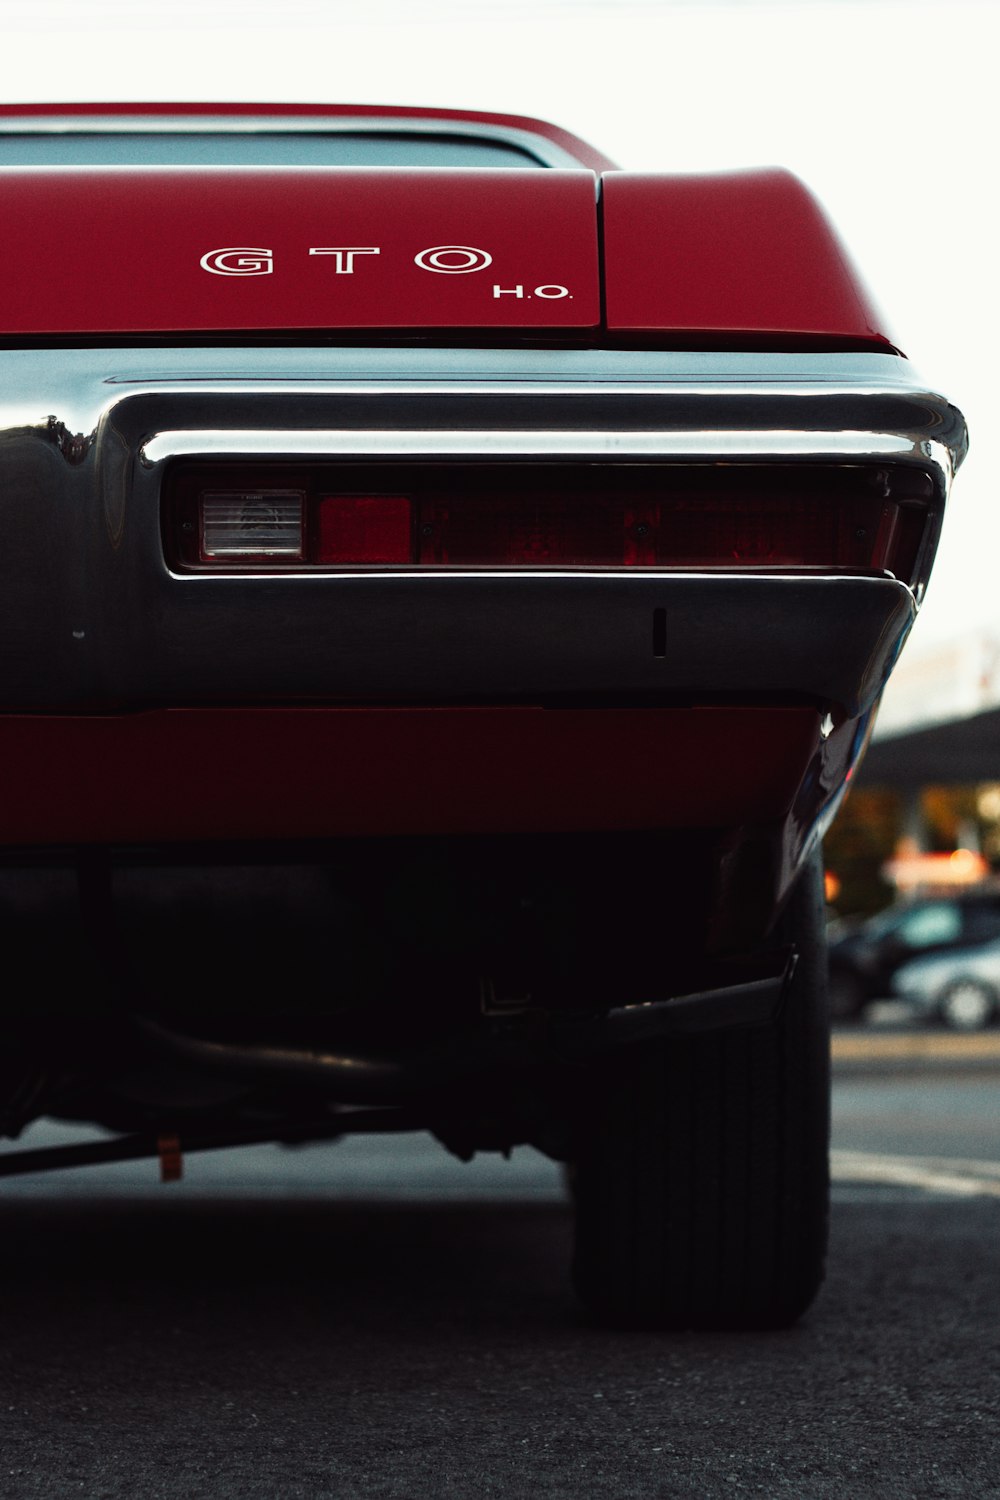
2, 0, 996, 652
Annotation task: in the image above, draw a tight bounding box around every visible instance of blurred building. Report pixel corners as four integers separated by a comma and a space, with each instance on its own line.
828, 630, 1000, 913
863, 629, 1000, 786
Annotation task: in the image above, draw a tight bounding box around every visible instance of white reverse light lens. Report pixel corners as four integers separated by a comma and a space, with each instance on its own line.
201, 490, 304, 559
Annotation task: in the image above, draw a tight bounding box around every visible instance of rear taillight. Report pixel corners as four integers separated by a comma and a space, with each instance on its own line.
165, 463, 933, 582
316, 495, 412, 564
201, 491, 305, 559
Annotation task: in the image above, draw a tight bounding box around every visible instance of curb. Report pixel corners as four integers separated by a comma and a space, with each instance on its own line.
831, 1028, 1000, 1073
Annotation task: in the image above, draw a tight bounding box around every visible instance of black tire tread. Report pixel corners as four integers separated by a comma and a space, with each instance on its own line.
572, 847, 830, 1330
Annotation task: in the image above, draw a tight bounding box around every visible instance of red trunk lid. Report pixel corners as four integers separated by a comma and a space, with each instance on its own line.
0, 163, 894, 348
0, 167, 601, 334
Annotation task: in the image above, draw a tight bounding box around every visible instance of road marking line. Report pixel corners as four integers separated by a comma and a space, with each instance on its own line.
831, 1149, 1000, 1198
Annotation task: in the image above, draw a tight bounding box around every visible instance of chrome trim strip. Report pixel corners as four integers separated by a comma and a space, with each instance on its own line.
162, 569, 904, 586
0, 344, 963, 392
0, 348, 952, 381
0, 348, 968, 479
113, 376, 943, 396
141, 426, 932, 467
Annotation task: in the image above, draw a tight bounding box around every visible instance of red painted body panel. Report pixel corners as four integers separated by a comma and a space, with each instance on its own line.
0, 101, 619, 173
0, 705, 819, 846
0, 110, 893, 346
0, 168, 600, 335
601, 170, 896, 351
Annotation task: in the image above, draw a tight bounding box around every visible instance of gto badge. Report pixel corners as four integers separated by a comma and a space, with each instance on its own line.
199, 244, 495, 276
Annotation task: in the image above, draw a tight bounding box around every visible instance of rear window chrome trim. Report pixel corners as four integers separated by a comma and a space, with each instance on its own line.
0, 115, 577, 167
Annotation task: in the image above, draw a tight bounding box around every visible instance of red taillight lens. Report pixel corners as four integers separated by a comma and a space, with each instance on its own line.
415, 495, 633, 567
316, 496, 411, 564
165, 463, 933, 582
414, 493, 907, 569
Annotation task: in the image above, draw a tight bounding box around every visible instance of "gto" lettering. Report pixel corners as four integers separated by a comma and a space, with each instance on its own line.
198, 246, 572, 299
200, 244, 505, 278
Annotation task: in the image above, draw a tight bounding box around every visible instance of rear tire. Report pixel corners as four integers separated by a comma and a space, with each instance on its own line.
571, 846, 830, 1330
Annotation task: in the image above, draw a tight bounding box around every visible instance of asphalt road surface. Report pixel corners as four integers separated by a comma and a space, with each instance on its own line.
1, 1066, 998, 1499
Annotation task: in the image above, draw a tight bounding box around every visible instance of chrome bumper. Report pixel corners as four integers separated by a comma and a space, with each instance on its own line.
0, 347, 965, 715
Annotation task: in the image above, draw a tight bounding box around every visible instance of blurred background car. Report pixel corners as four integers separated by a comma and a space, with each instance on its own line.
890, 939, 1000, 1030
828, 889, 1000, 1020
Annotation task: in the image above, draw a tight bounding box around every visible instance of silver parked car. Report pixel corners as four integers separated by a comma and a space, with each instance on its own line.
892, 941, 1000, 1030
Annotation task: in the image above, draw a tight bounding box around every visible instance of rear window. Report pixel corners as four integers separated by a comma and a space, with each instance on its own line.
0, 131, 545, 169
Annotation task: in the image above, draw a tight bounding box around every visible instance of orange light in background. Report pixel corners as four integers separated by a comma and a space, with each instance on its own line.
949, 847, 988, 877
824, 869, 842, 903
881, 849, 990, 892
